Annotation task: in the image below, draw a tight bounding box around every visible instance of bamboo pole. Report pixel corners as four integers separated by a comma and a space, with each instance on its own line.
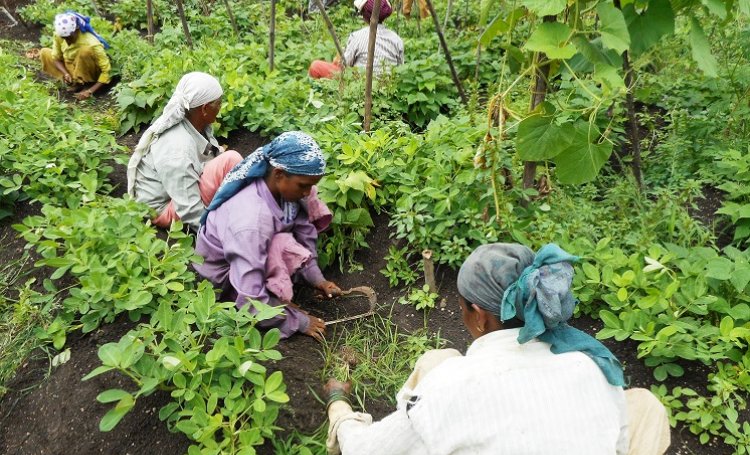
423, 0, 467, 104
223, 0, 240, 37
175, 0, 193, 48
146, 0, 155, 43
363, 0, 382, 132
313, 0, 346, 66
269, 0, 276, 71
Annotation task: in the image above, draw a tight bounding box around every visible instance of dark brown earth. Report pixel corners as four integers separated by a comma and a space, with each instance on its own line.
0, 4, 738, 455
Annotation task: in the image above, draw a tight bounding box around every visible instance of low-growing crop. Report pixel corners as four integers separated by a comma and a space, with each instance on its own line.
85, 283, 290, 454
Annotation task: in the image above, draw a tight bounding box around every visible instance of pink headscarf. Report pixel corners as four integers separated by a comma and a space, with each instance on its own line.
358, 0, 393, 23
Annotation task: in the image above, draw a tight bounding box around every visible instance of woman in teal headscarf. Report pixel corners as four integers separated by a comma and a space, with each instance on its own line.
323, 243, 671, 455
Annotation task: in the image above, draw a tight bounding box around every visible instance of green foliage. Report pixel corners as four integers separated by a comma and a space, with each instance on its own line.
14, 197, 200, 337
322, 314, 444, 409
399, 284, 439, 311
380, 246, 419, 288
0, 254, 57, 397
84, 284, 289, 453
715, 148, 750, 245
0, 50, 122, 215
654, 357, 750, 452
583, 242, 750, 370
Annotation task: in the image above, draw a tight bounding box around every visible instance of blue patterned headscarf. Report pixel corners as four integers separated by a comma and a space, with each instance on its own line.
457, 243, 625, 387
201, 131, 326, 225
54, 11, 110, 49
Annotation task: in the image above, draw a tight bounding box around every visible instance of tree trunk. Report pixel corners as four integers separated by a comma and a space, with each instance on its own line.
424, 0, 467, 104
623, 50, 643, 189
314, 0, 346, 66
223, 0, 239, 37
269, 0, 276, 71
522, 16, 555, 190
363, 0, 382, 132
175, 0, 193, 48
146, 0, 155, 43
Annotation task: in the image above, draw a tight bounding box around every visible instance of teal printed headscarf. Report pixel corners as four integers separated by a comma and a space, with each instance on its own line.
201, 131, 326, 225
457, 243, 625, 387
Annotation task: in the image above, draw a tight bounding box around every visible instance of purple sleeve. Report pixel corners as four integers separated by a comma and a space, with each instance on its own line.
225, 227, 310, 338
294, 216, 326, 286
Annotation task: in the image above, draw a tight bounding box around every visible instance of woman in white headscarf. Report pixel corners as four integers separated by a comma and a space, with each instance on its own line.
40, 11, 112, 100
126, 72, 242, 231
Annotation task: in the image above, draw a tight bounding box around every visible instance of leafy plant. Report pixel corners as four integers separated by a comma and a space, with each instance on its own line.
399, 284, 439, 311
380, 245, 419, 287
84, 284, 290, 453
14, 197, 200, 339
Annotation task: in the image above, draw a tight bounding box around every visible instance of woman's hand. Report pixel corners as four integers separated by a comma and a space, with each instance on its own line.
63, 72, 73, 84
303, 315, 327, 342
316, 280, 342, 299
75, 89, 92, 100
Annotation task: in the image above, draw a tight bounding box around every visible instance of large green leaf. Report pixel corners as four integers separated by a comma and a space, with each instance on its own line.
480, 14, 508, 47
594, 63, 626, 96
553, 123, 613, 184
570, 37, 623, 72
689, 17, 719, 77
597, 2, 631, 54
519, 0, 566, 16
701, 0, 727, 18
524, 22, 577, 60
516, 114, 574, 161
623, 0, 675, 55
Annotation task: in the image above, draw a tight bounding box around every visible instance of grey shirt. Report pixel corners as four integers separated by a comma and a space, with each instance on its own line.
133, 119, 220, 230
344, 24, 404, 73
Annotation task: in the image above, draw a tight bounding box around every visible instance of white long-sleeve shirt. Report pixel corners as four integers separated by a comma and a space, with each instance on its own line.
132, 119, 220, 230
329, 328, 629, 455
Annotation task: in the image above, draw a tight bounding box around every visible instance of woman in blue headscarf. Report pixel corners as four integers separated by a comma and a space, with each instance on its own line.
196, 131, 341, 341
40, 11, 111, 100
323, 243, 671, 455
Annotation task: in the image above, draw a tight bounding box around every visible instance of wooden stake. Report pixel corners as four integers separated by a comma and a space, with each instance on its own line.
146, 0, 155, 43
175, 0, 193, 48
424, 0, 467, 104
269, 0, 277, 71
223, 0, 240, 38
422, 250, 436, 294
363, 0, 382, 132
313, 0, 346, 66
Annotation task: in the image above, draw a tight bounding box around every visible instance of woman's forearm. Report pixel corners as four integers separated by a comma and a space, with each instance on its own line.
53, 59, 69, 78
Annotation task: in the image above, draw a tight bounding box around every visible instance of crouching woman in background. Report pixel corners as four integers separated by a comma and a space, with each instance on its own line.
40, 11, 112, 100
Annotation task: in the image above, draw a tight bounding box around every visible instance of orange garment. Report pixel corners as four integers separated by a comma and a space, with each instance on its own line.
152, 150, 242, 228
309, 60, 343, 79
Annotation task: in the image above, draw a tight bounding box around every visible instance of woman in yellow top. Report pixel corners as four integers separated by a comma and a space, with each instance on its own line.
40, 11, 111, 100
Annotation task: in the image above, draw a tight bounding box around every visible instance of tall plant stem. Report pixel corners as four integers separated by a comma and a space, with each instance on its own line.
175, 0, 193, 48
223, 0, 239, 37
363, 0, 382, 132
269, 0, 276, 71
314, 0, 346, 66
623, 50, 643, 189
424, 0, 467, 104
